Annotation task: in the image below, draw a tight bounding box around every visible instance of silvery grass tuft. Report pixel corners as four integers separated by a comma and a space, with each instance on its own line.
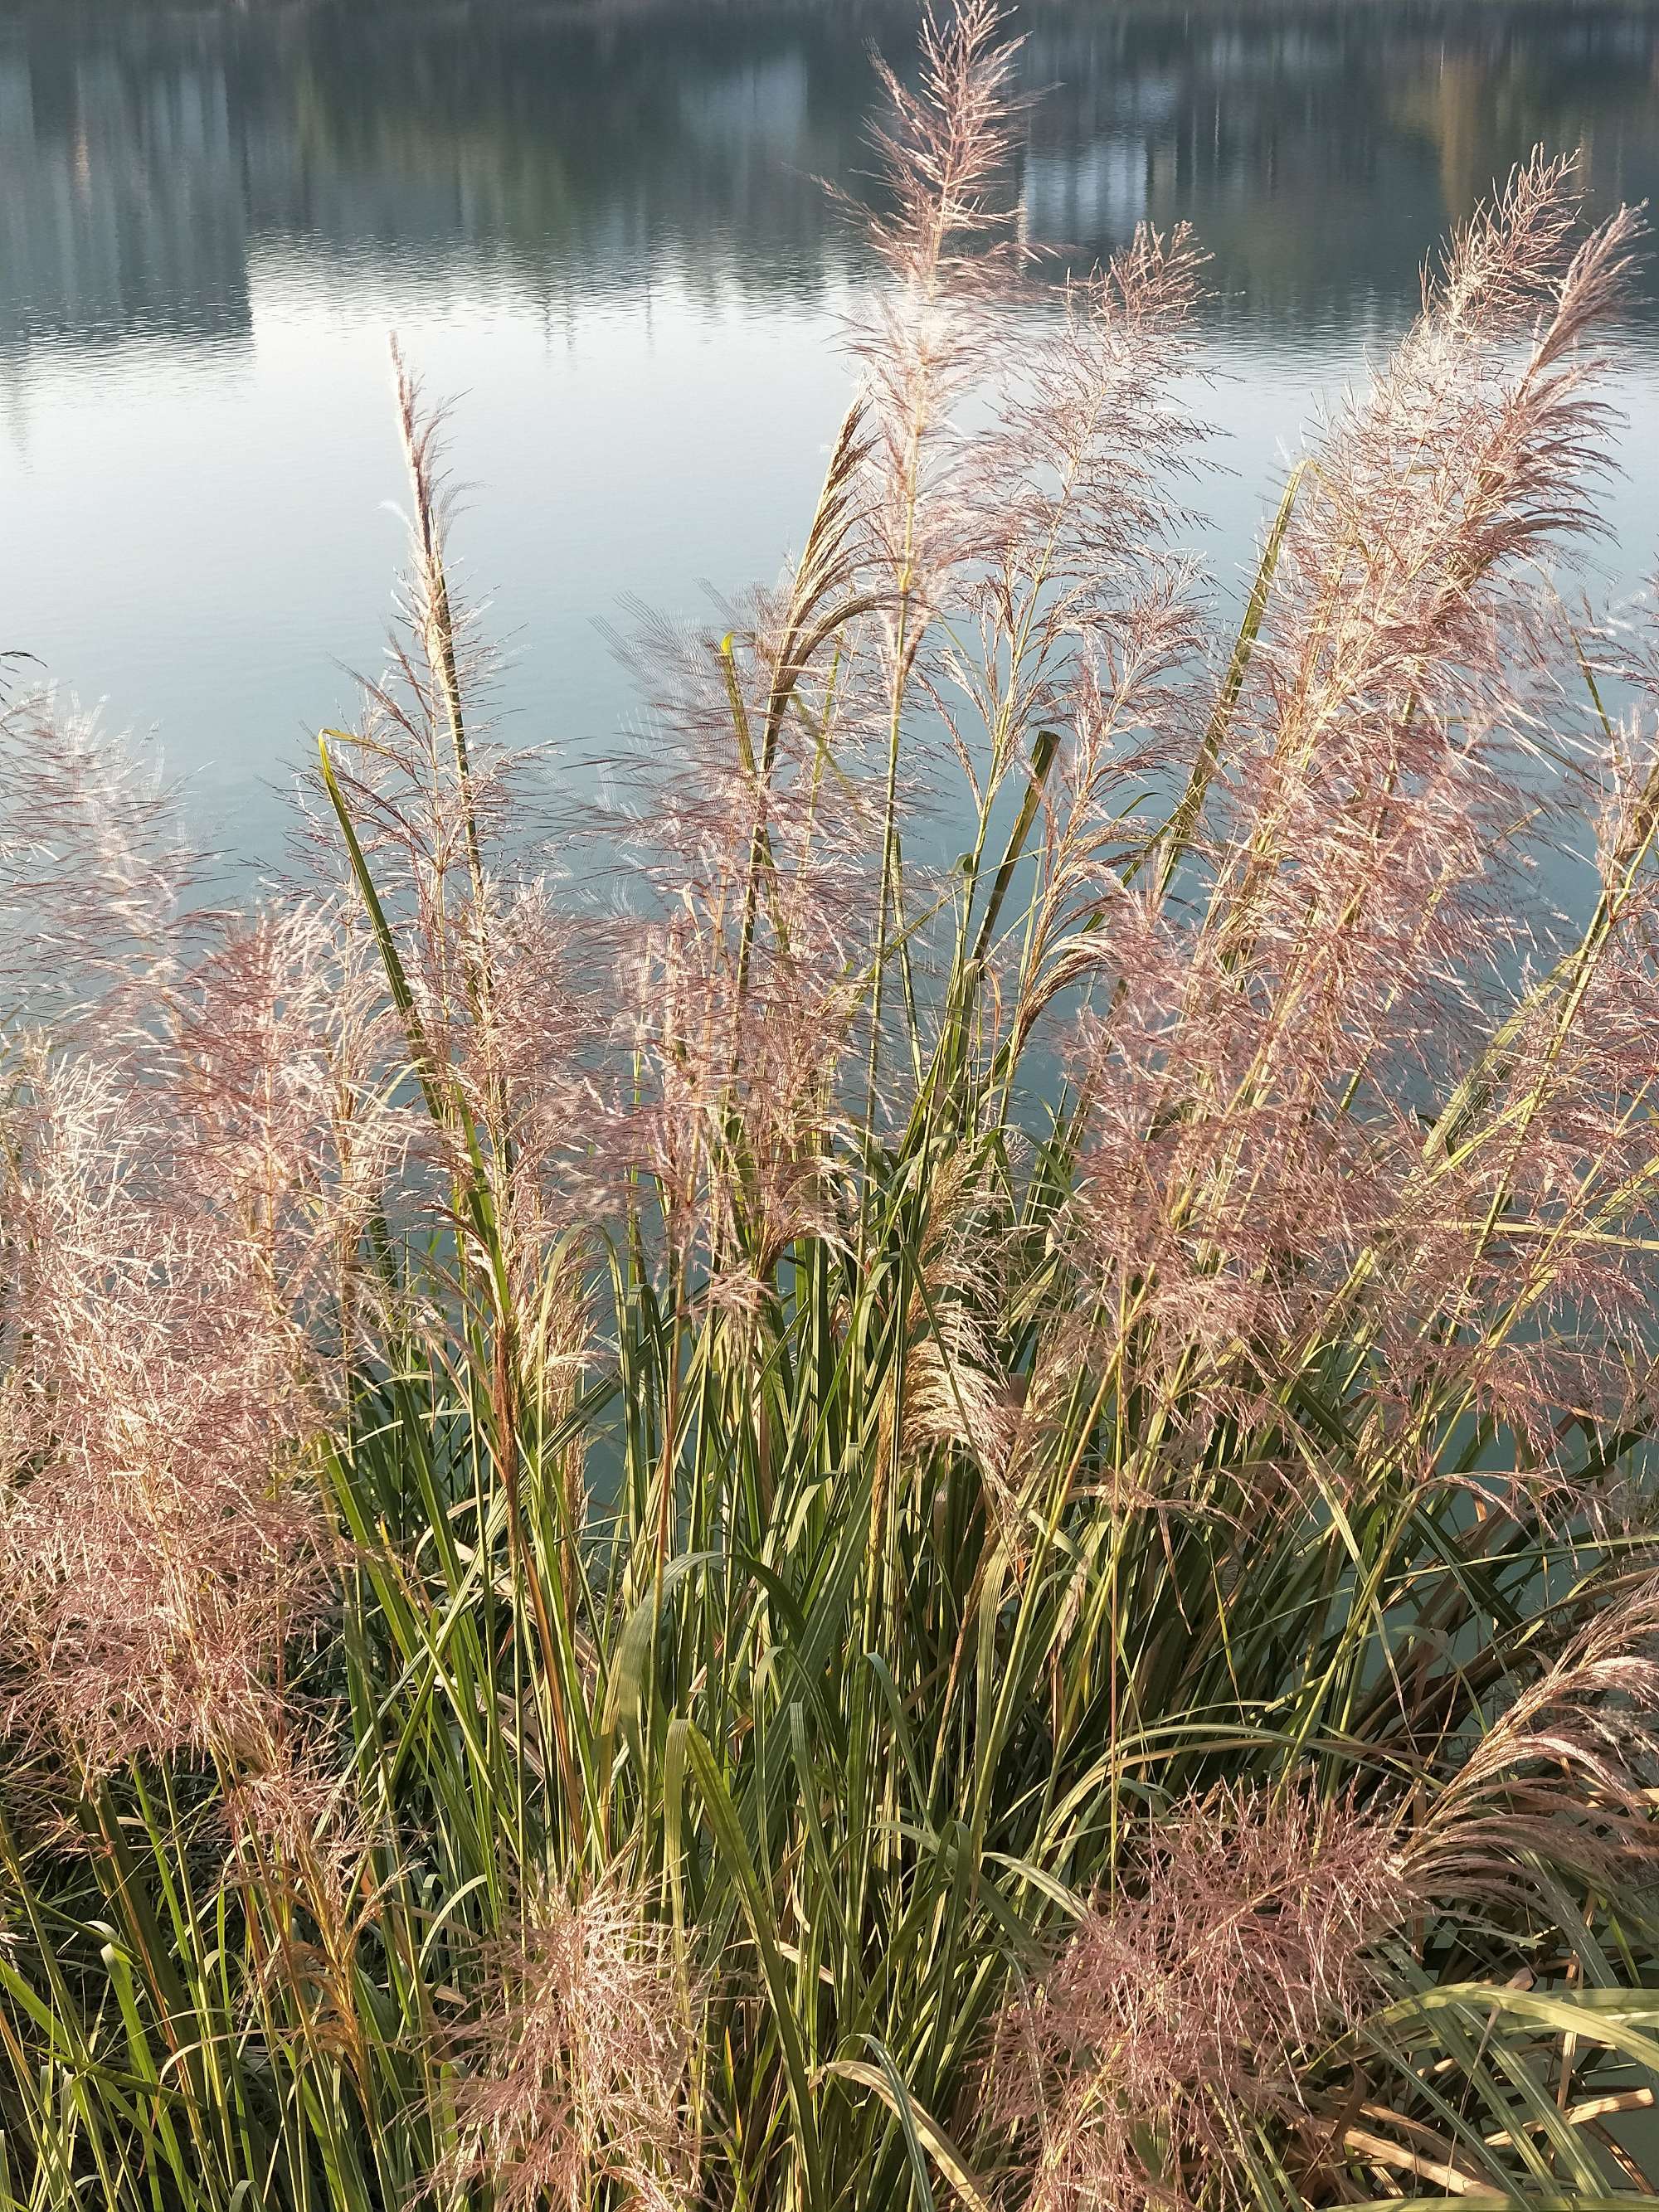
7, 6, 1659, 2207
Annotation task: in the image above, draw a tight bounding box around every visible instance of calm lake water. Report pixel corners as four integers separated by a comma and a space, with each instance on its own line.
2, 0, 1659, 863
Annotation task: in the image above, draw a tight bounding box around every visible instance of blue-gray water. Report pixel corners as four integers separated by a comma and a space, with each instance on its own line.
2, 0, 1658, 863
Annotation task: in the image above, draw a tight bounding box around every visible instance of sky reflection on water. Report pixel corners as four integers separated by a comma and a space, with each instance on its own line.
2, 0, 1657, 860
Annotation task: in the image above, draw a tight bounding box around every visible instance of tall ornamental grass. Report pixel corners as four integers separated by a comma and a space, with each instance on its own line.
7, 7, 1659, 2206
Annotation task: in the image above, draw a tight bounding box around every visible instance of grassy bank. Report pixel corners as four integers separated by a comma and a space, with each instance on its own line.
7, 5, 1659, 2205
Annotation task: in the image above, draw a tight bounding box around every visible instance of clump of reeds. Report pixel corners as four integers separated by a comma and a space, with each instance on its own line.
989, 1787, 1413, 2212
440, 1872, 698, 2212
6, 6, 1659, 2208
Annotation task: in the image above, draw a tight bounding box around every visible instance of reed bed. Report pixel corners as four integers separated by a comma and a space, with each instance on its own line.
7, 6, 1659, 2205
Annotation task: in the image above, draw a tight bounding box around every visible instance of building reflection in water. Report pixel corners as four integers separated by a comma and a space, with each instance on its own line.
4, 1, 1658, 362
